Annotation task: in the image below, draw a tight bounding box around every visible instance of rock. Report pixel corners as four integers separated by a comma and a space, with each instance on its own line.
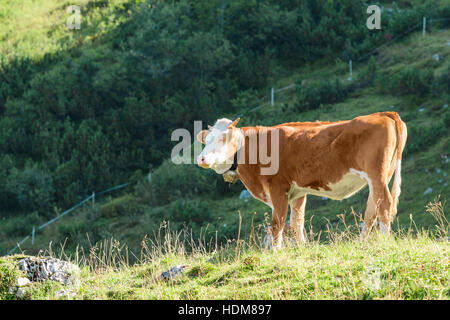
432, 53, 441, 61
160, 265, 188, 281
18, 257, 80, 287
56, 289, 69, 297
16, 277, 31, 287
418, 107, 425, 112
443, 104, 448, 109
423, 187, 433, 195
239, 190, 252, 200
16, 288, 27, 299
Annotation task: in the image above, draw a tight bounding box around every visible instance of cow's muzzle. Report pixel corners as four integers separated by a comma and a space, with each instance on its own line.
197, 156, 210, 169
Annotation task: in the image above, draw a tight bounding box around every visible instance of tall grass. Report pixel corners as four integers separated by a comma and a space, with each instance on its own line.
45, 196, 447, 270
3, 196, 447, 300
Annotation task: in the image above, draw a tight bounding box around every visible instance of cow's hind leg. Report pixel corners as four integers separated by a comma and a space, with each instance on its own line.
361, 195, 377, 239
361, 175, 394, 238
372, 181, 394, 235
290, 196, 307, 244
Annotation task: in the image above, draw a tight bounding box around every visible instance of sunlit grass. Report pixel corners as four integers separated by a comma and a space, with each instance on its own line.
1, 197, 448, 300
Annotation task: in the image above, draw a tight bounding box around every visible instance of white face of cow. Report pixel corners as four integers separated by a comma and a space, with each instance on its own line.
197, 118, 241, 174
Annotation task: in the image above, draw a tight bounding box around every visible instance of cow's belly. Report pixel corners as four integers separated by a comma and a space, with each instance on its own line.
287, 172, 368, 203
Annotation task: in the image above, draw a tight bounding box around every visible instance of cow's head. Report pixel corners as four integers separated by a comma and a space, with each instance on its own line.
196, 118, 242, 174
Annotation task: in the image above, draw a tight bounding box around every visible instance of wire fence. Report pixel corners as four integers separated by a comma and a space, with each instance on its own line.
6, 182, 129, 256
4, 16, 450, 256
234, 16, 450, 119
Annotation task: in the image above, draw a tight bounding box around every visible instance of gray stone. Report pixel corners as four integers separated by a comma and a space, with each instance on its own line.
56, 289, 69, 297
239, 190, 252, 200
423, 187, 433, 195
160, 265, 188, 281
432, 53, 441, 61
16, 277, 31, 287
18, 257, 80, 287
16, 288, 27, 299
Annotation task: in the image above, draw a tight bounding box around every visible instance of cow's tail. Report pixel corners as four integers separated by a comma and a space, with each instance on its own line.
385, 112, 407, 213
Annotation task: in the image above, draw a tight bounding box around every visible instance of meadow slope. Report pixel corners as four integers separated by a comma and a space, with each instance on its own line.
0, 0, 449, 301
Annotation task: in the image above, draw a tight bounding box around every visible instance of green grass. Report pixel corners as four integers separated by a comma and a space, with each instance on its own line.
0, 0, 133, 62
1, 197, 447, 300
1, 221, 448, 300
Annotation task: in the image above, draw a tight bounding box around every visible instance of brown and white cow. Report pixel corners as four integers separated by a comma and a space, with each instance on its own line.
197, 112, 407, 249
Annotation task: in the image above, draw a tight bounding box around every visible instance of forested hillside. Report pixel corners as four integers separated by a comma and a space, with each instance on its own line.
0, 0, 449, 258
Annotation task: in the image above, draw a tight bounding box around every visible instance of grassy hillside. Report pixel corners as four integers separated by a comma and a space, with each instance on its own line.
3, 27, 448, 258
0, 0, 449, 300
1, 219, 448, 299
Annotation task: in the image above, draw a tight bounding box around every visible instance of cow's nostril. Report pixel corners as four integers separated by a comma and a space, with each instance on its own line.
198, 156, 209, 168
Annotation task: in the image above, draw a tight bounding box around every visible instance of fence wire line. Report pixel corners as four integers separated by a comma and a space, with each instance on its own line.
234, 17, 449, 119
6, 182, 129, 256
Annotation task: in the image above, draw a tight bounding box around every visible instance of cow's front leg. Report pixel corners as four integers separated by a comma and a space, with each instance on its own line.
269, 189, 289, 250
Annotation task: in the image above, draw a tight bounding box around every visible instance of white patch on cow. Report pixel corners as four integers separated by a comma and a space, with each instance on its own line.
287, 171, 368, 204
349, 168, 373, 199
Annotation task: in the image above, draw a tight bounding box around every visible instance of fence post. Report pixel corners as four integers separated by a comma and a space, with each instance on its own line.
270, 87, 274, 106
31, 226, 35, 245
422, 16, 426, 36
348, 59, 353, 80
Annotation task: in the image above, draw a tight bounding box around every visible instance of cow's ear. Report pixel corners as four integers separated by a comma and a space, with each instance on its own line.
229, 117, 240, 128
196, 130, 209, 144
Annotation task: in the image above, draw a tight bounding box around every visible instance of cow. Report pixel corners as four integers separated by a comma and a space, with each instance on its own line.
196, 112, 407, 249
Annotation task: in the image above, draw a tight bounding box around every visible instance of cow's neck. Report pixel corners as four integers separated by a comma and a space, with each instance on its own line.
222, 128, 244, 182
